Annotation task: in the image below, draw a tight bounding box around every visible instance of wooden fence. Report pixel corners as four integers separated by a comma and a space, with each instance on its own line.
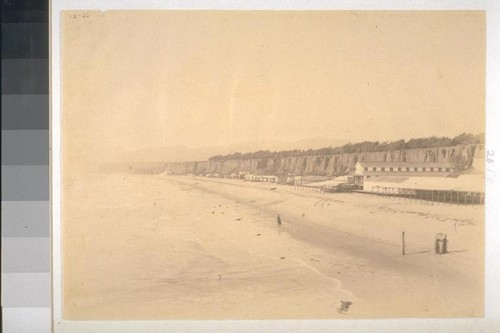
370, 186, 484, 205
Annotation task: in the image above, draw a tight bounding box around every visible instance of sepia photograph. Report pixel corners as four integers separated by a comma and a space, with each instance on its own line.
60, 10, 486, 320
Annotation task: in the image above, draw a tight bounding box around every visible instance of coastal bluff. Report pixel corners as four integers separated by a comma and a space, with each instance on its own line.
103, 144, 483, 177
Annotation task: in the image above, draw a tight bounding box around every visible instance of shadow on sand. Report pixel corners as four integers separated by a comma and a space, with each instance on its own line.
404, 249, 467, 256
405, 250, 431, 256
445, 250, 467, 254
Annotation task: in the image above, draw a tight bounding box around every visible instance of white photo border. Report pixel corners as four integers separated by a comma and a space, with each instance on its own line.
51, 1, 500, 332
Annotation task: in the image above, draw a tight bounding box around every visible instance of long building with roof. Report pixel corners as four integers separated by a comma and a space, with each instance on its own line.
354, 161, 455, 179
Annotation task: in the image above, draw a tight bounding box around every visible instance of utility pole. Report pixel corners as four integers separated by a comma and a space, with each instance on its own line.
402, 231, 406, 256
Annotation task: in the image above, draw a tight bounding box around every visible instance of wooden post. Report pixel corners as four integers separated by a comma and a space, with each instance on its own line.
402, 231, 406, 256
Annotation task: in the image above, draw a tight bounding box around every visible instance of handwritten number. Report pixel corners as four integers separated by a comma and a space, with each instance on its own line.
487, 150, 494, 164
69, 12, 90, 19
485, 150, 496, 185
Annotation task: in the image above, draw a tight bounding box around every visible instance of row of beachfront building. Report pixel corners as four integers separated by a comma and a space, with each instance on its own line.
184, 159, 484, 205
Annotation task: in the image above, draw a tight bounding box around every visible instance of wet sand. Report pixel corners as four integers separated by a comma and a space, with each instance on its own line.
63, 173, 484, 319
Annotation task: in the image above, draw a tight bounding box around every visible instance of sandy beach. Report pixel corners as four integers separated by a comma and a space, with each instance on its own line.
63, 173, 484, 319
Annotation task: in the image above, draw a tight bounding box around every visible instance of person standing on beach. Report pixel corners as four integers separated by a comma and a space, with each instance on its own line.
435, 234, 441, 254
276, 214, 282, 226
442, 235, 448, 254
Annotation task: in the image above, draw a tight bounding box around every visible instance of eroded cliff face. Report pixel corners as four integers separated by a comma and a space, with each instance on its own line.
160, 144, 483, 177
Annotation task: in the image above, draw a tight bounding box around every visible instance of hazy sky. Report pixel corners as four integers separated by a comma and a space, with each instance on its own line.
62, 11, 485, 162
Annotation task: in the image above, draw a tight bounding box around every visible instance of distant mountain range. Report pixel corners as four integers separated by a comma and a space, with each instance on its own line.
117, 137, 348, 163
